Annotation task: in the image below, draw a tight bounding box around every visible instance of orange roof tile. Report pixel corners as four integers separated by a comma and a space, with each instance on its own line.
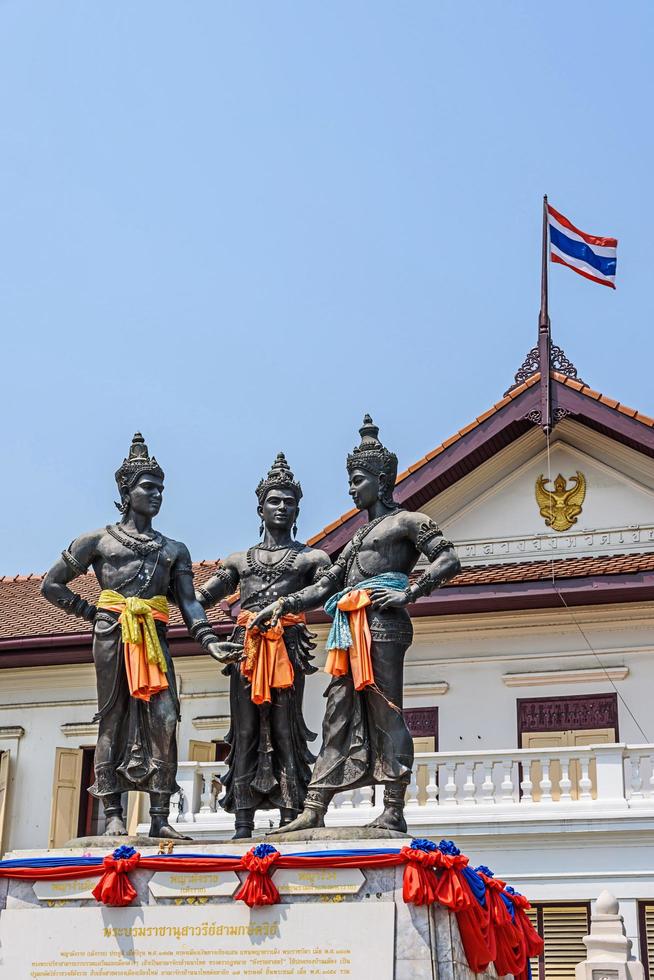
0, 562, 234, 642
441, 551, 654, 588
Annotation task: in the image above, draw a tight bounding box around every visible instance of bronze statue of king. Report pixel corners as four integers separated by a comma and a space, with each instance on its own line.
41, 433, 239, 839
197, 453, 331, 839
253, 417, 461, 834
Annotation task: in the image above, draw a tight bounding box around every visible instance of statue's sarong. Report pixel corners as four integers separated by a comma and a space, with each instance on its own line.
220, 615, 317, 814
89, 593, 180, 799
308, 573, 414, 796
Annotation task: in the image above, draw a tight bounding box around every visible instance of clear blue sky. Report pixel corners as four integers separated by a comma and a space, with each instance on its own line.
1, 2, 652, 574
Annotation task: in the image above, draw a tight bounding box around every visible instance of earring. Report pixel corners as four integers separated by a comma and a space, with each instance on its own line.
292, 522, 298, 538
259, 521, 264, 537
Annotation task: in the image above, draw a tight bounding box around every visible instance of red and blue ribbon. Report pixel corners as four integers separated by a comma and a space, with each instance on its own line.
0, 839, 543, 975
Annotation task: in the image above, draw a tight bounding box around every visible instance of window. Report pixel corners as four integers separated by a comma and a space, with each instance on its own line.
526, 903, 590, 980
638, 902, 654, 980
518, 695, 618, 800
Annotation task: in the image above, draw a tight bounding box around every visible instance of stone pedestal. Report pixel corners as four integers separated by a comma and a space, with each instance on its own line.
575, 891, 644, 980
0, 837, 502, 980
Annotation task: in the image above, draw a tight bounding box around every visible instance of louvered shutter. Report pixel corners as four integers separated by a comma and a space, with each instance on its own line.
641, 904, 654, 979
524, 906, 541, 980
541, 904, 589, 980
48, 748, 83, 847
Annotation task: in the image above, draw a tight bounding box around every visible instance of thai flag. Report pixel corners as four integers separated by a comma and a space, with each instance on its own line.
548, 203, 617, 289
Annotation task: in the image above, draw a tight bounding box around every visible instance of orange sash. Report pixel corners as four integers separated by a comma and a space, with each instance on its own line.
98, 598, 169, 702
237, 610, 304, 705
324, 590, 375, 691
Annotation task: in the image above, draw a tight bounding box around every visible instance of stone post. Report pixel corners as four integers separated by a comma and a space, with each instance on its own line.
575, 890, 644, 980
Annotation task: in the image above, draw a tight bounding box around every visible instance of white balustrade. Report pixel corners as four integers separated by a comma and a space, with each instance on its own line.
145, 743, 654, 838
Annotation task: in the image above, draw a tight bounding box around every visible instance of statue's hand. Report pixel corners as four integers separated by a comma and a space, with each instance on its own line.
250, 601, 283, 631
369, 588, 408, 610
206, 640, 244, 664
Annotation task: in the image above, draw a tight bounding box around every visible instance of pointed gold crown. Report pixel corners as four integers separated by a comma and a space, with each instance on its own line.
256, 452, 303, 504
115, 432, 165, 493
346, 415, 398, 495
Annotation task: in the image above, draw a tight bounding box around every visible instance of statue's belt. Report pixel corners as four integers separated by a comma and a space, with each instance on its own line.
324, 573, 410, 692
237, 610, 305, 705
97, 591, 169, 702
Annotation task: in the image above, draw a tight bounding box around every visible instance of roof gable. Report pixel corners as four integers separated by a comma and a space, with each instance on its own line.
309, 373, 654, 557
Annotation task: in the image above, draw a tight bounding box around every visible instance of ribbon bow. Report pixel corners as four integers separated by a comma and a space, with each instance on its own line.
234, 844, 280, 908
92, 846, 140, 907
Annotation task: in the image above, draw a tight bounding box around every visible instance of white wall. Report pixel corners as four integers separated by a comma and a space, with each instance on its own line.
2, 601, 653, 853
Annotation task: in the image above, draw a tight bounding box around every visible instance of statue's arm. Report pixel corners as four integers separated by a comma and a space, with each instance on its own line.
173, 545, 242, 664
403, 514, 461, 602
40, 530, 101, 622
195, 555, 240, 610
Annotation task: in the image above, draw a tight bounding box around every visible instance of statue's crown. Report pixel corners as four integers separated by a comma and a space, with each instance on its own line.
346, 415, 398, 487
115, 432, 165, 492
256, 452, 302, 504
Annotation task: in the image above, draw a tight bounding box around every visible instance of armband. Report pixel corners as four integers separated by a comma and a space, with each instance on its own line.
61, 549, 87, 577
190, 622, 219, 649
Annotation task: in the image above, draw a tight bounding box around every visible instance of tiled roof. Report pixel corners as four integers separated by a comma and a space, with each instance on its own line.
1, 552, 652, 644
0, 561, 234, 642
308, 372, 654, 546
442, 551, 654, 588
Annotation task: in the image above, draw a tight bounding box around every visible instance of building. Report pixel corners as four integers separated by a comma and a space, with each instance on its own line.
2, 348, 654, 979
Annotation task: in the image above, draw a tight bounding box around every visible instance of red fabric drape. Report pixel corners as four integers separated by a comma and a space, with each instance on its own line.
455, 875, 497, 973
91, 852, 141, 907
0, 845, 543, 978
233, 848, 281, 908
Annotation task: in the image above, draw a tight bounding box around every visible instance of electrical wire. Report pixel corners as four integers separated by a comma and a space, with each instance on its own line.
543, 429, 649, 742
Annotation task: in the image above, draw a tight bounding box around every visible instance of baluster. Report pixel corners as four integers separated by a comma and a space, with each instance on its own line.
462, 761, 476, 805
339, 789, 355, 810
406, 767, 420, 809
520, 761, 533, 803
500, 761, 514, 803
425, 763, 439, 809
559, 759, 572, 802
442, 761, 458, 805
539, 759, 552, 802
630, 755, 644, 800
170, 790, 182, 823
648, 756, 654, 799
358, 785, 374, 812
199, 772, 213, 815
578, 757, 593, 801
480, 761, 495, 804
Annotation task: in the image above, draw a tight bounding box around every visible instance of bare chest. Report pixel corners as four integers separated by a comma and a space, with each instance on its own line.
344, 521, 418, 586
94, 530, 176, 597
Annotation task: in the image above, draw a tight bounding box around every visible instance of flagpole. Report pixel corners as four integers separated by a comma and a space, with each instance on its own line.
539, 194, 552, 434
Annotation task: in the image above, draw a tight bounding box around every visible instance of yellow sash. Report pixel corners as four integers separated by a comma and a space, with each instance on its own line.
97, 590, 169, 701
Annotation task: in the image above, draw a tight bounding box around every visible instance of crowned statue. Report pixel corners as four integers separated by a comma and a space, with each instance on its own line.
197, 453, 332, 839
41, 433, 240, 839
253, 417, 461, 834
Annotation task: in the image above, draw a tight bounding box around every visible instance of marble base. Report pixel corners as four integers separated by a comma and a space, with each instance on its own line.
0, 838, 501, 980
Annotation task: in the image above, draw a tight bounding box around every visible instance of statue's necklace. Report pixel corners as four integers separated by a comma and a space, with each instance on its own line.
346, 509, 401, 581
107, 524, 163, 557
246, 542, 301, 585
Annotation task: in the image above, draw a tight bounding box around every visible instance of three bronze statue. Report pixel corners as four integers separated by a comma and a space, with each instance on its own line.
42, 419, 460, 840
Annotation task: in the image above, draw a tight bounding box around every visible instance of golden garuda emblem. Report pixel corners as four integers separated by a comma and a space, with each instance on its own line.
535, 471, 586, 532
